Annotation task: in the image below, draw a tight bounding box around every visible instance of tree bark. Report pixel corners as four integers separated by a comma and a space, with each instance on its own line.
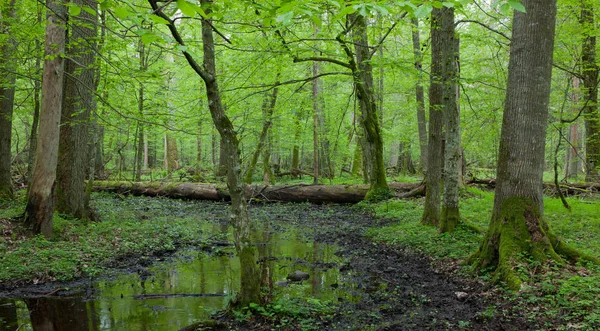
148, 0, 261, 306
468, 0, 597, 290
412, 18, 428, 174
581, 2, 600, 182
312, 61, 320, 184
422, 9, 444, 226
0, 0, 17, 198
566, 77, 581, 179
93, 181, 422, 203
56, 0, 97, 220
24, 0, 66, 238
349, 13, 391, 201
440, 7, 461, 233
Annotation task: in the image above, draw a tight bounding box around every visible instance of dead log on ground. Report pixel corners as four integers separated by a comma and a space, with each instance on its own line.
92, 181, 423, 204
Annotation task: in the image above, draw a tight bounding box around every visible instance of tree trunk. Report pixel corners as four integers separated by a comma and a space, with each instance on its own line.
148, 0, 261, 306
0, 0, 17, 198
440, 7, 461, 233
312, 61, 320, 184
566, 77, 581, 179
350, 13, 391, 201
422, 9, 444, 226
581, 3, 600, 182
56, 0, 97, 220
412, 18, 428, 174
197, 117, 202, 172
93, 181, 423, 203
216, 138, 227, 176
135, 41, 147, 182
245, 84, 278, 184
24, 0, 66, 238
468, 0, 597, 290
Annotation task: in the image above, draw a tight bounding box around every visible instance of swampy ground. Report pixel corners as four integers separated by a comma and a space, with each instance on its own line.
1, 188, 599, 330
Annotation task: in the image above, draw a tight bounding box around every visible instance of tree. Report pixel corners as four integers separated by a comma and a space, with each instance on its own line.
422, 8, 444, 226
148, 0, 261, 306
0, 0, 17, 198
580, 1, 600, 182
411, 17, 428, 174
468, 0, 597, 290
439, 7, 461, 233
56, 0, 98, 220
24, 0, 66, 238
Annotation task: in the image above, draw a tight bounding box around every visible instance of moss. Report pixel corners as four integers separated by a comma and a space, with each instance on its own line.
439, 206, 460, 233
364, 184, 392, 202
469, 196, 599, 291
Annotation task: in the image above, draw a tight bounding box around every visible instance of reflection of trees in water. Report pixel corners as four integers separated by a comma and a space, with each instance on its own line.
25, 296, 93, 331
0, 299, 18, 331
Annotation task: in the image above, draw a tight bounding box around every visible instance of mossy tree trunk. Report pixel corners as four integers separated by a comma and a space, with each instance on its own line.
581, 2, 600, 182
56, 0, 97, 220
348, 13, 391, 201
149, 0, 261, 306
411, 18, 428, 174
24, 0, 66, 238
0, 0, 17, 199
468, 0, 597, 290
439, 7, 460, 233
422, 9, 444, 226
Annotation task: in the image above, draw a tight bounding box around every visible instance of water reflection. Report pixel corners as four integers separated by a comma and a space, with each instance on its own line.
6, 221, 342, 331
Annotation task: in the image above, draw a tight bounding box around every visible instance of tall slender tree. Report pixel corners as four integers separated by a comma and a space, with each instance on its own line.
0, 0, 17, 198
422, 8, 444, 226
439, 7, 461, 233
581, 1, 600, 181
24, 0, 67, 237
149, 0, 261, 306
411, 17, 428, 174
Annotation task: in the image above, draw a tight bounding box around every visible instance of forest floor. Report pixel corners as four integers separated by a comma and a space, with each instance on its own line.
1, 188, 599, 330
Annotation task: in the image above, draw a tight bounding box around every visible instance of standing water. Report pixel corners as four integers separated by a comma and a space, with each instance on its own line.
0, 198, 344, 331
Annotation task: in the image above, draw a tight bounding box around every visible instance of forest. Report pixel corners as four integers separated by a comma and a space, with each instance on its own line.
1, 0, 600, 330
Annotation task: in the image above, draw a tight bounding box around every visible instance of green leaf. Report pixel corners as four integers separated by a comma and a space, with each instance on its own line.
276, 11, 294, 25
508, 0, 526, 12
442, 2, 455, 8
176, 45, 187, 52
113, 7, 131, 19
69, 4, 81, 16
499, 3, 510, 15
413, 4, 432, 19
141, 33, 161, 45
82, 6, 98, 16
177, 0, 196, 17
149, 14, 170, 25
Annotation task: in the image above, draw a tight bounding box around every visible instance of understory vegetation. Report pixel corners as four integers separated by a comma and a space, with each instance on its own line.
0, 192, 216, 285
369, 188, 600, 329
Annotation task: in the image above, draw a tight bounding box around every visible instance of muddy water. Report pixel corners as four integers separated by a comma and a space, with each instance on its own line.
0, 218, 342, 331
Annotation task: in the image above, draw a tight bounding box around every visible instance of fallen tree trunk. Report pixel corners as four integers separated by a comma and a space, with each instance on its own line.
467, 179, 600, 196
92, 181, 422, 204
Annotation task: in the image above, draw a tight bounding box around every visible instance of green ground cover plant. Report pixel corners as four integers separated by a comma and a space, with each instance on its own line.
367, 188, 600, 329
0, 192, 211, 285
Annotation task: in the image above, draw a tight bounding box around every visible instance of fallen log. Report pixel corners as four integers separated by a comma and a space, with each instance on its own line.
92, 181, 423, 204
466, 179, 600, 196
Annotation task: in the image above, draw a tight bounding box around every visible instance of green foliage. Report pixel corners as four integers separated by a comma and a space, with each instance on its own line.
0, 193, 210, 284
367, 191, 600, 329
233, 296, 336, 330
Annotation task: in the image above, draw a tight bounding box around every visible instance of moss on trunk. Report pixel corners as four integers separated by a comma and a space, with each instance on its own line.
468, 197, 598, 290
439, 206, 459, 233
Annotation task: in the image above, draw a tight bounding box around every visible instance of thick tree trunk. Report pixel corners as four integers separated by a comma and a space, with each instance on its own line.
422, 9, 444, 226
24, 0, 66, 238
581, 3, 600, 182
440, 7, 461, 233
350, 13, 391, 201
412, 18, 428, 174
468, 0, 597, 290
93, 181, 422, 203
0, 0, 17, 198
56, 0, 97, 220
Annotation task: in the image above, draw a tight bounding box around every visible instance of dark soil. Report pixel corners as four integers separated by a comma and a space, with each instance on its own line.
1, 200, 537, 330
210, 203, 536, 331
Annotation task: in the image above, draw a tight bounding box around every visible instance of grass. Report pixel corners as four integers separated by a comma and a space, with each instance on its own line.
366, 187, 600, 329
0, 192, 213, 285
